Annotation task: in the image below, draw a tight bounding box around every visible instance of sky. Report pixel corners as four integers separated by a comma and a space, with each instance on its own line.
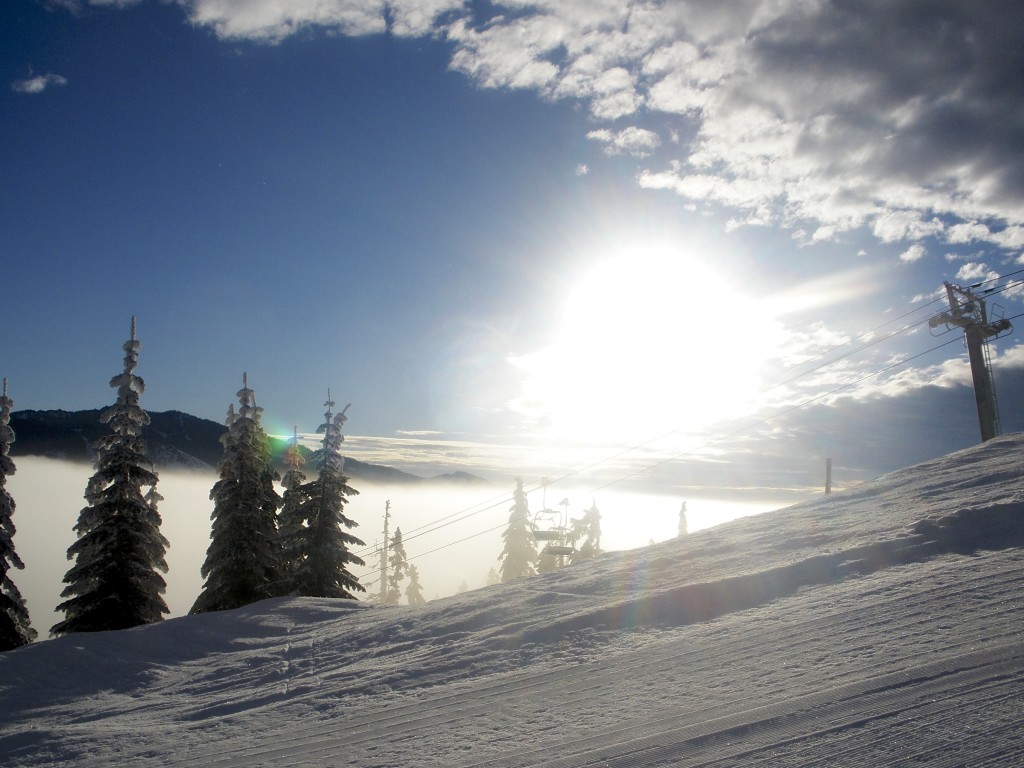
3, 0, 1024, 507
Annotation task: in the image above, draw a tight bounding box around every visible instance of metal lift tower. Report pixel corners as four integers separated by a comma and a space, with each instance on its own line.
378, 500, 391, 603
929, 281, 1012, 442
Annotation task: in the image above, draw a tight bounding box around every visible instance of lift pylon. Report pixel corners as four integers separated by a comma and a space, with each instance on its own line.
929, 281, 1012, 442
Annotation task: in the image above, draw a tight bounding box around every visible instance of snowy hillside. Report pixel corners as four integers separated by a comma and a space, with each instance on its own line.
2, 434, 1023, 767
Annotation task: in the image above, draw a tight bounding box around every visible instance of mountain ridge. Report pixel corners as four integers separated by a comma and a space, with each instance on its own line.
7, 408, 486, 485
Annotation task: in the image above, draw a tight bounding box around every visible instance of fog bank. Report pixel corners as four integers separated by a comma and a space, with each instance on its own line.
6, 458, 783, 637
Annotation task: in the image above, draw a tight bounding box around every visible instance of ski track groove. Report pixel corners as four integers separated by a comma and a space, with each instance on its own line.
156, 553, 1024, 768
733, 688, 1024, 768
458, 642, 1024, 768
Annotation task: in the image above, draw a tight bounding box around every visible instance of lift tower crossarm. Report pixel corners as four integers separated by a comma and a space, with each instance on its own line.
929, 281, 1012, 442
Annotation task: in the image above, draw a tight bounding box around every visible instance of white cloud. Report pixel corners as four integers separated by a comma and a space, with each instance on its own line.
181, 0, 390, 42
898, 244, 926, 263
991, 225, 1024, 250
947, 221, 992, 244
588, 67, 643, 120
996, 343, 1024, 369
388, 0, 464, 37
447, 15, 561, 90
11, 72, 67, 94
955, 261, 998, 284
587, 126, 660, 157
872, 211, 945, 244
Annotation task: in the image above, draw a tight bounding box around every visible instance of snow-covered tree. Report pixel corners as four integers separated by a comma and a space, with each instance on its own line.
678, 501, 688, 537
498, 478, 537, 582
191, 374, 282, 614
384, 527, 408, 605
53, 319, 169, 635
281, 395, 365, 599
570, 500, 602, 563
0, 379, 35, 650
485, 567, 500, 586
405, 563, 425, 605
277, 427, 309, 585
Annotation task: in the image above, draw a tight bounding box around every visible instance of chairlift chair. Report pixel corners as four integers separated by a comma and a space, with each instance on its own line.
531, 489, 576, 558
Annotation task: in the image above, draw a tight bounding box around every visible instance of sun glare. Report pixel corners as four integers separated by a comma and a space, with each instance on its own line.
510, 239, 787, 444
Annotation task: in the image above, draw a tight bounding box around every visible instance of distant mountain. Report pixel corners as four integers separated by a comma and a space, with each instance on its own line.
8, 409, 220, 470
7, 409, 484, 485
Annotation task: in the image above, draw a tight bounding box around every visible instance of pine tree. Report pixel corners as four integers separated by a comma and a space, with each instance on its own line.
373, 500, 392, 605
498, 478, 537, 582
485, 567, 499, 586
677, 501, 688, 537
191, 374, 282, 614
277, 427, 309, 586
570, 500, 602, 563
384, 527, 408, 605
0, 379, 36, 650
405, 563, 425, 605
53, 319, 169, 635
282, 395, 365, 599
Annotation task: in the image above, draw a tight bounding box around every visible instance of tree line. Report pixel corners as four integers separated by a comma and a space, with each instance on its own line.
1, 319, 371, 649
0, 319, 652, 652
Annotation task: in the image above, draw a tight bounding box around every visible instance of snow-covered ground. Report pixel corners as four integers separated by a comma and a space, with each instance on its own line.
2, 434, 1022, 767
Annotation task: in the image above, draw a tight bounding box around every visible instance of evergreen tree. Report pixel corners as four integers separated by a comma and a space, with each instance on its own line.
191, 374, 282, 614
0, 379, 36, 650
277, 427, 309, 586
485, 566, 500, 586
498, 478, 537, 582
677, 501, 688, 537
283, 395, 365, 598
405, 563, 425, 605
53, 319, 169, 635
385, 526, 408, 605
570, 500, 602, 563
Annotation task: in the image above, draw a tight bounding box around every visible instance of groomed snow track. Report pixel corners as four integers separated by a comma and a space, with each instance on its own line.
2, 434, 1023, 767
151, 546, 1022, 768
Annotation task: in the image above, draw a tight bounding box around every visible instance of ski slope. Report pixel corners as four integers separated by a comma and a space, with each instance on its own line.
2, 434, 1023, 767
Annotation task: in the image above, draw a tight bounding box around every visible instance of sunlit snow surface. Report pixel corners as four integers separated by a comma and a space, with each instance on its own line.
2, 434, 1023, 767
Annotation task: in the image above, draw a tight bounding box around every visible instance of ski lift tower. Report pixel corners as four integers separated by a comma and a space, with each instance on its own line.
929, 280, 1012, 442
378, 500, 391, 603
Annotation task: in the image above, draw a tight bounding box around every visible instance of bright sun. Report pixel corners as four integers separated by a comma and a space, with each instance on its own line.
509, 238, 787, 444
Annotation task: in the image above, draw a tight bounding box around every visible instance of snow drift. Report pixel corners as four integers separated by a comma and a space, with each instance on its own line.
1, 434, 1023, 767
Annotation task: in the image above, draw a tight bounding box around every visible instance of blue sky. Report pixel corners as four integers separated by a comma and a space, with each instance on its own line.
3, 0, 1024, 500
